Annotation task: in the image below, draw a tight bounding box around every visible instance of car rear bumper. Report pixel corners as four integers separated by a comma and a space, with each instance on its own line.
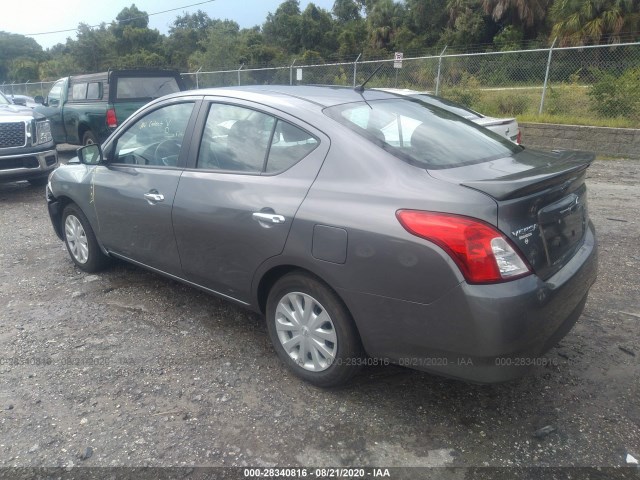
0, 147, 58, 182
340, 222, 598, 383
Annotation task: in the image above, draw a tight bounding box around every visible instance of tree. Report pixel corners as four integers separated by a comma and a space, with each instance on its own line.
263, 0, 303, 54
300, 3, 337, 57
550, 0, 640, 45
189, 20, 243, 70
482, 0, 549, 28
442, 0, 497, 47
165, 11, 213, 70
332, 0, 362, 23
67, 23, 114, 73
0, 32, 44, 82
110, 4, 163, 59
367, 0, 404, 50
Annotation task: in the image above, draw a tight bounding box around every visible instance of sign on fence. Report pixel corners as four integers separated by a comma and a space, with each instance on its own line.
394, 52, 403, 69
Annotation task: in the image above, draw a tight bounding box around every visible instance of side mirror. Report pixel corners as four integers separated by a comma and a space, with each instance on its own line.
77, 144, 103, 165
12, 97, 27, 106
34, 95, 45, 105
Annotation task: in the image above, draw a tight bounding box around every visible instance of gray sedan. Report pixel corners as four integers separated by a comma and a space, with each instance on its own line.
46, 86, 597, 387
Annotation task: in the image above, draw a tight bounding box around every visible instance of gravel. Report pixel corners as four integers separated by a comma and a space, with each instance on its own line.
0, 154, 638, 478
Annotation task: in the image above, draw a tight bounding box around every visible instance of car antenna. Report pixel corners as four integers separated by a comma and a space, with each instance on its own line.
354, 64, 384, 93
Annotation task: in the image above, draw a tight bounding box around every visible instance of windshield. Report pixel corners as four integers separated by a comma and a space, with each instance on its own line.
324, 98, 521, 169
0, 92, 10, 105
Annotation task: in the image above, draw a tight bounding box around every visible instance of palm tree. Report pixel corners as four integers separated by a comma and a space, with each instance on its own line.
550, 0, 640, 45
367, 0, 400, 49
482, 0, 549, 27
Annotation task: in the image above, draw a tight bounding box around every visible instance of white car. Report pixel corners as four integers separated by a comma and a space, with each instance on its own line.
376, 89, 521, 144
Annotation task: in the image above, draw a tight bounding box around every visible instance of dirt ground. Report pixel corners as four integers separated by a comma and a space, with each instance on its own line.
0, 149, 638, 479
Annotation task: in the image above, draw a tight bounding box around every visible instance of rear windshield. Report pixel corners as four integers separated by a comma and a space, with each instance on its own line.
412, 94, 482, 119
115, 77, 180, 101
324, 98, 521, 169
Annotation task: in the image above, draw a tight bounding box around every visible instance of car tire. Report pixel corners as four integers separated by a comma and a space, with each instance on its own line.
62, 204, 110, 272
266, 271, 364, 387
28, 176, 48, 187
82, 130, 98, 146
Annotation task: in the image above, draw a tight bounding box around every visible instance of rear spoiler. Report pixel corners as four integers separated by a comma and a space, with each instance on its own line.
461, 150, 595, 201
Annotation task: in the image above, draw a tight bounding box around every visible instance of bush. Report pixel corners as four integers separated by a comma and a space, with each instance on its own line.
589, 67, 640, 120
442, 73, 481, 108
495, 94, 529, 115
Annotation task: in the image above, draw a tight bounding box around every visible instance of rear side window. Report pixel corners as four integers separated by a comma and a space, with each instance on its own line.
266, 120, 318, 173
115, 77, 180, 100
197, 104, 317, 174
325, 98, 520, 169
87, 82, 101, 99
72, 82, 102, 100
72, 83, 87, 100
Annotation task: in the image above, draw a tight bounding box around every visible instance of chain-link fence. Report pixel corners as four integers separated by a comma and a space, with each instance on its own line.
0, 81, 54, 99
183, 41, 640, 127
3, 42, 639, 127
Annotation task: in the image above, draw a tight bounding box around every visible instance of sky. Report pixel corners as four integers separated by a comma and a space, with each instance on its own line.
0, 0, 337, 50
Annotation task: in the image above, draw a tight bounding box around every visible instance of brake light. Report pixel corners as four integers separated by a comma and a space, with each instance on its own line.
106, 108, 118, 128
516, 129, 522, 145
396, 210, 531, 284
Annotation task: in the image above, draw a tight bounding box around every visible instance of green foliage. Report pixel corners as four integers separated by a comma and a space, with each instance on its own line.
550, 0, 640, 46
588, 67, 640, 120
442, 73, 481, 106
495, 93, 529, 115
0, 32, 44, 81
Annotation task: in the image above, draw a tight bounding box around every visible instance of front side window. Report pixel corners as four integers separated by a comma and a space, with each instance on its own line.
47, 80, 65, 107
112, 102, 194, 167
325, 98, 521, 169
197, 104, 318, 174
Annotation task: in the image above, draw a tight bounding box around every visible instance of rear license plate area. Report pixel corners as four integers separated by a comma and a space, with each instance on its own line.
538, 190, 587, 266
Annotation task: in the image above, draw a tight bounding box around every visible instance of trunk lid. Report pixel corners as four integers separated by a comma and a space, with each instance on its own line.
429, 148, 594, 280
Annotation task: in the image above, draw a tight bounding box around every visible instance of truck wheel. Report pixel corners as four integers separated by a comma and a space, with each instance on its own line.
82, 131, 98, 146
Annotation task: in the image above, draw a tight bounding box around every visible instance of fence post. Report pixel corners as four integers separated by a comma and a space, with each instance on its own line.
353, 53, 361, 87
290, 59, 297, 85
435, 45, 447, 96
238, 64, 244, 86
195, 67, 202, 89
539, 37, 557, 115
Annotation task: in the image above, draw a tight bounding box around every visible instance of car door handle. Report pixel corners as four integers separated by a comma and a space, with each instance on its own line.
144, 192, 165, 203
252, 212, 286, 224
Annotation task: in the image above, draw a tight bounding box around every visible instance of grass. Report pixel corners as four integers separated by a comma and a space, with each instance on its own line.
517, 113, 637, 128
441, 83, 640, 129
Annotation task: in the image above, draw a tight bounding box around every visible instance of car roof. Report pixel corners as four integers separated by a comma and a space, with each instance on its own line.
185, 85, 401, 108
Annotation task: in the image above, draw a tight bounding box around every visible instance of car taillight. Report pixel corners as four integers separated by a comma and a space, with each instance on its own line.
516, 129, 522, 145
396, 210, 531, 284
106, 109, 117, 128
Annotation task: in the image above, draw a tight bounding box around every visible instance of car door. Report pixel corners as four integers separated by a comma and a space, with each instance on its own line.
36, 79, 67, 143
172, 100, 329, 303
92, 99, 199, 276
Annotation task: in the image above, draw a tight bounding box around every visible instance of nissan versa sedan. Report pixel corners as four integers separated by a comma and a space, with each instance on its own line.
45, 86, 597, 387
